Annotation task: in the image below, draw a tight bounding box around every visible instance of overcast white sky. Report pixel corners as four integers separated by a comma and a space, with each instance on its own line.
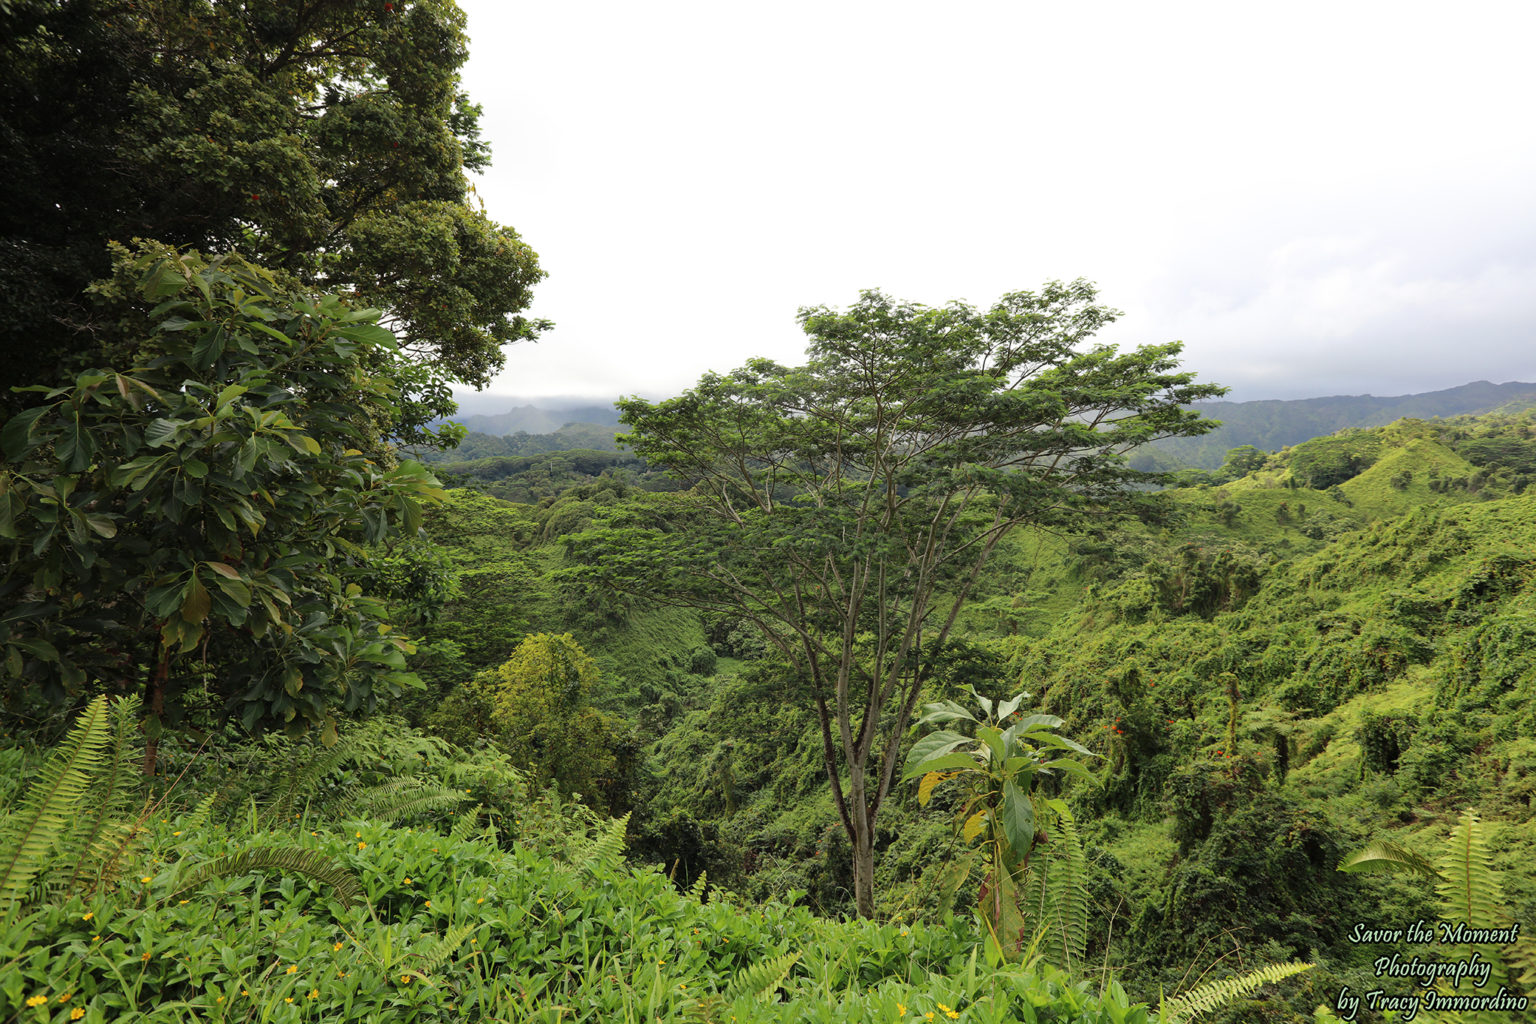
451, 0, 1535, 410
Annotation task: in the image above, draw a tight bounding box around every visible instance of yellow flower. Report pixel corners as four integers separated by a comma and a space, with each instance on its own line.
141, 951, 151, 962
897, 1003, 907, 1015
333, 941, 343, 951
82, 912, 94, 921
400, 974, 411, 984
476, 897, 484, 904
216, 996, 224, 1004
71, 1009, 86, 1021
92, 935, 100, 942
357, 841, 366, 850
58, 993, 73, 1003
308, 989, 318, 999
141, 876, 152, 883
403, 877, 412, 885
173, 830, 182, 836
285, 996, 294, 1004
242, 990, 250, 997
26, 995, 48, 1008
925, 1014, 934, 1022
178, 899, 189, 905
355, 831, 362, 838
900, 929, 908, 936
424, 900, 431, 907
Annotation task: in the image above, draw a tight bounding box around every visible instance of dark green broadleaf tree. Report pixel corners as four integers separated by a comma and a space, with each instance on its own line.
0, 247, 446, 771
0, 0, 546, 429
566, 282, 1226, 917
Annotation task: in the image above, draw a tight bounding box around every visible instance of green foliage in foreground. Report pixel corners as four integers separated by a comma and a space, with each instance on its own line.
1, 708, 1252, 1024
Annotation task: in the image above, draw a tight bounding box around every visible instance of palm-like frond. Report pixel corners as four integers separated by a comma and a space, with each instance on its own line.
1159, 961, 1314, 1022
264, 733, 357, 827
1018, 806, 1089, 970
55, 696, 147, 897
723, 951, 801, 1003
410, 922, 477, 977
1338, 839, 1443, 879
575, 813, 630, 875
0, 696, 113, 912
168, 846, 362, 910
1435, 809, 1503, 930
341, 779, 468, 824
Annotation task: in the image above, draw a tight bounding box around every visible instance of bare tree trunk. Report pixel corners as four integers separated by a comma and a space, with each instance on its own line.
848, 761, 876, 918
142, 647, 168, 776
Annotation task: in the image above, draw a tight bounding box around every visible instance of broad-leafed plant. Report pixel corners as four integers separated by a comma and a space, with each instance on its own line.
0, 247, 444, 767
904, 687, 1100, 966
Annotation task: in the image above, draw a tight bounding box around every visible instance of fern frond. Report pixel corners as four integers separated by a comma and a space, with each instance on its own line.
1436, 809, 1503, 931
1338, 840, 1442, 879
574, 813, 630, 874
449, 808, 481, 843
180, 793, 219, 833
341, 779, 467, 824
168, 846, 362, 910
58, 820, 142, 902
56, 696, 145, 897
410, 922, 477, 977
687, 870, 708, 902
1017, 807, 1088, 970
265, 733, 357, 827
724, 951, 801, 1003
1506, 938, 1536, 998
1160, 961, 1314, 1022
1045, 808, 1089, 969
0, 696, 113, 910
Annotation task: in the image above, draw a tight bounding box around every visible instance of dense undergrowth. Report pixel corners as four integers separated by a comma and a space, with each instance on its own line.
6, 411, 1536, 1023
1, 703, 1172, 1024
375, 410, 1536, 1021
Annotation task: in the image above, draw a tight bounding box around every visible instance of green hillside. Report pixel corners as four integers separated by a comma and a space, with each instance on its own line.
1138, 380, 1536, 469
355, 409, 1535, 1020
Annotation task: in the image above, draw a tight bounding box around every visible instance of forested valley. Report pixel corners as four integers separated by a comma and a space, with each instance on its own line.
2, 3, 1534, 1023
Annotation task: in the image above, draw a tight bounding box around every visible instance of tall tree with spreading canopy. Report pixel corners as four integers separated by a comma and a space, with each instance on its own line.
0, 248, 446, 770
567, 282, 1225, 917
0, 0, 545, 429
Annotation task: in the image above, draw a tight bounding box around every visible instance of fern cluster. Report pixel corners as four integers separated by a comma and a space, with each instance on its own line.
0, 696, 148, 915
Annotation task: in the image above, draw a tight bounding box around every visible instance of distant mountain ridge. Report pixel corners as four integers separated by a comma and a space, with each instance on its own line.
1141, 379, 1536, 469
442, 382, 1536, 469
448, 402, 622, 437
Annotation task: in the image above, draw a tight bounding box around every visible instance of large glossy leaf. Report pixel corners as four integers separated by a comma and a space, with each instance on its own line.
916, 699, 977, 727
1037, 732, 1099, 758
1000, 780, 1036, 858
905, 751, 983, 780
1, 406, 53, 459
962, 810, 988, 843
996, 691, 1029, 720
902, 729, 970, 779
977, 725, 1006, 764
180, 574, 211, 623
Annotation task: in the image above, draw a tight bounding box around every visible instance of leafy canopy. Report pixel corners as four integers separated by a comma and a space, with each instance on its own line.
0, 247, 444, 743
0, 0, 546, 421
570, 281, 1225, 916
